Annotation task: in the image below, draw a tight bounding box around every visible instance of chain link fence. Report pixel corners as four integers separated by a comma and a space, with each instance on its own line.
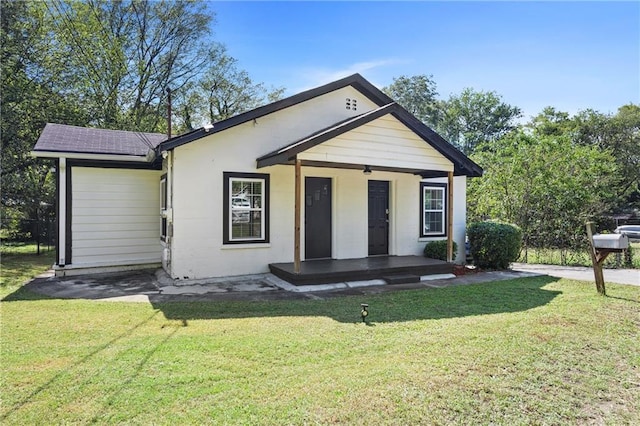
1, 218, 56, 254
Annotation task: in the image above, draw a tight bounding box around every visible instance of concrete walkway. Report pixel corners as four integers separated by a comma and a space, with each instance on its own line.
511, 263, 639, 286
23, 268, 540, 303
19, 264, 638, 303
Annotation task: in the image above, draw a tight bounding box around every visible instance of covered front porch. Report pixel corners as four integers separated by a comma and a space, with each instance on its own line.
269, 255, 454, 286
256, 102, 482, 284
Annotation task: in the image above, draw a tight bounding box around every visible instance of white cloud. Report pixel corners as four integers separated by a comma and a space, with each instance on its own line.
292, 58, 406, 92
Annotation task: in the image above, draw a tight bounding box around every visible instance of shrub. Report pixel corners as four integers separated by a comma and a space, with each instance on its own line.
423, 240, 458, 261
468, 221, 522, 269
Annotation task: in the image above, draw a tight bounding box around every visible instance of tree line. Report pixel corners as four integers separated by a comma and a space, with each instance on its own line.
1, 0, 282, 241
384, 75, 639, 253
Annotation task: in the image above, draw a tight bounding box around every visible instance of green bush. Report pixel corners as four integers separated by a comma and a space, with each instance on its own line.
423, 239, 458, 261
468, 221, 522, 269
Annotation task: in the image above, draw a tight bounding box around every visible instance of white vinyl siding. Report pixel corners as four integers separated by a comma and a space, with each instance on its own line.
298, 115, 454, 172
71, 167, 162, 266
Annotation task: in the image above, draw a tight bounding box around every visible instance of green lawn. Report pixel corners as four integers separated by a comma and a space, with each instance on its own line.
1, 249, 639, 424
1, 243, 55, 290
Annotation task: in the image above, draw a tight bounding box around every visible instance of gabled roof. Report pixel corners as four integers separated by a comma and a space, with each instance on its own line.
158, 73, 394, 152
33, 123, 166, 157
31, 74, 482, 177
257, 102, 483, 177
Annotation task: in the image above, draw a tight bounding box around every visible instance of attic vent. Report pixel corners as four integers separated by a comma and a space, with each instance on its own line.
346, 98, 357, 111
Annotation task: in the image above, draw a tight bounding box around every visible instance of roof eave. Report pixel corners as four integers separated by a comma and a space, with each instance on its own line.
159, 73, 394, 152
31, 150, 152, 163
257, 103, 484, 178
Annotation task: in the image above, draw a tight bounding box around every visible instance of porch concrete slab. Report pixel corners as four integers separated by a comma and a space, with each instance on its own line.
266, 274, 348, 292
267, 275, 387, 292
345, 279, 386, 288
159, 284, 228, 295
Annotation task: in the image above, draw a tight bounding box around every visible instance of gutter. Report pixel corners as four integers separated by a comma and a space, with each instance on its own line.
31, 150, 153, 163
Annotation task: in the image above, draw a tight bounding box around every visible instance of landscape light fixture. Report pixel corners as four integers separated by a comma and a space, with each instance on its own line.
361, 303, 369, 323
363, 165, 372, 175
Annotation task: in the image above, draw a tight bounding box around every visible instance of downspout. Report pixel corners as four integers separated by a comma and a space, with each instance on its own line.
58, 157, 67, 266
168, 149, 174, 273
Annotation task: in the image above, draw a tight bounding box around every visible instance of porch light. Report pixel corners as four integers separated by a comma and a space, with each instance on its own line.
361, 303, 369, 322
363, 165, 372, 175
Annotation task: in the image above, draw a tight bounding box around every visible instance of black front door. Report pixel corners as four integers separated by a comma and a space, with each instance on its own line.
368, 180, 389, 256
305, 177, 332, 259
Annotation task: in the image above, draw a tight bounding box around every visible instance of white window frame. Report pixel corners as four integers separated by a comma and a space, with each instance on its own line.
420, 183, 446, 237
223, 172, 270, 244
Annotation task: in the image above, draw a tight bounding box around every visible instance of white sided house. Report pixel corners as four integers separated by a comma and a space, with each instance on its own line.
33, 74, 482, 282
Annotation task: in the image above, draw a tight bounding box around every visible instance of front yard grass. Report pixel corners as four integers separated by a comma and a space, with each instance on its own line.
1, 250, 639, 424
1, 243, 55, 292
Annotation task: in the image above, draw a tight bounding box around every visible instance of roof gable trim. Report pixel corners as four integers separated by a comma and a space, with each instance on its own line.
159, 73, 393, 152
256, 102, 483, 177
256, 103, 396, 168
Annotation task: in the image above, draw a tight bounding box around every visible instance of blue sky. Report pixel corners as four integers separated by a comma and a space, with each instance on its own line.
209, 1, 639, 120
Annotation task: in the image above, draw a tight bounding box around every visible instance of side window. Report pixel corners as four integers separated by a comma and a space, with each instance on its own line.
223, 172, 270, 244
160, 175, 167, 240
420, 182, 446, 237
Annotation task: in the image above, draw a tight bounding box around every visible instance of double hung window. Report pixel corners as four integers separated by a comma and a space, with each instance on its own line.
420, 183, 446, 237
223, 172, 269, 244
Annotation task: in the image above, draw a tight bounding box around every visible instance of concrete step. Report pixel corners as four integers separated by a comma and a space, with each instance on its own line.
383, 274, 421, 284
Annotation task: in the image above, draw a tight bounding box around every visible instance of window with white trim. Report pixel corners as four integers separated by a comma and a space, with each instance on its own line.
420, 182, 446, 237
223, 172, 270, 244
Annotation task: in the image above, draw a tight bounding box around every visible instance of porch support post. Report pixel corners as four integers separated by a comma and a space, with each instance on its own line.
447, 171, 454, 263
294, 157, 302, 274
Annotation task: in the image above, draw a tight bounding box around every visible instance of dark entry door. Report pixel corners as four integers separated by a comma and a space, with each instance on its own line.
305, 177, 332, 259
368, 180, 389, 256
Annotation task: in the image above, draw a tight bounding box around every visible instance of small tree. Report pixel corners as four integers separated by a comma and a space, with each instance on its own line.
469, 130, 618, 255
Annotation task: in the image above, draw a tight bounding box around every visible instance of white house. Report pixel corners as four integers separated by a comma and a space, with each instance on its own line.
32, 74, 482, 283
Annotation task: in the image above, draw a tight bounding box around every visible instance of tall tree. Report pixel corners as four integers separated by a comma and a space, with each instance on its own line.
1, 0, 86, 238
438, 88, 521, 154
573, 105, 640, 209
383, 75, 520, 154
528, 105, 640, 211
43, 0, 212, 132
527, 106, 576, 137
2, 0, 285, 242
383, 75, 441, 129
173, 44, 285, 131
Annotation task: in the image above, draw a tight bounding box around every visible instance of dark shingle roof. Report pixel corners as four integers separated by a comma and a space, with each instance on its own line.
33, 123, 166, 156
